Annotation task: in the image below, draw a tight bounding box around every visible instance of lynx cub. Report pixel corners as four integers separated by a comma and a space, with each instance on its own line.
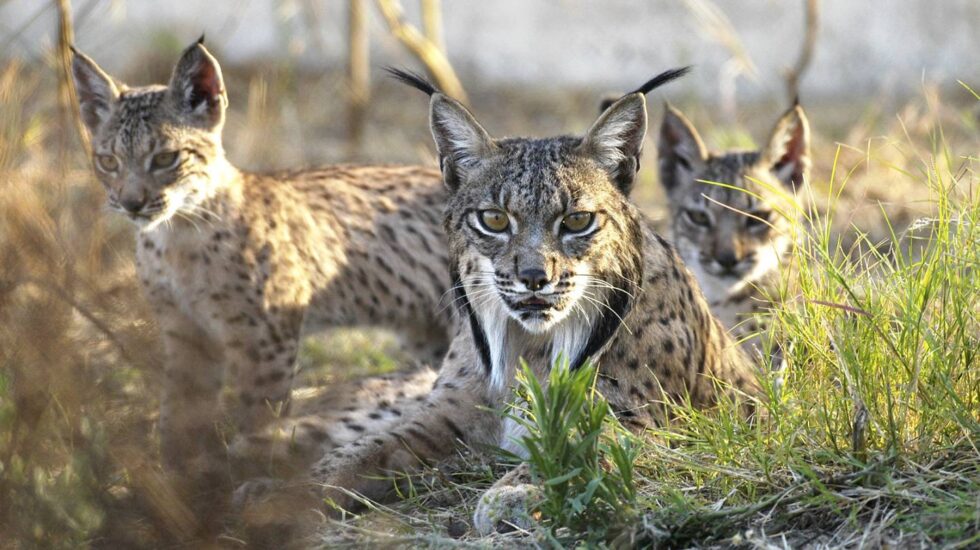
658, 104, 810, 351
71, 40, 452, 476
235, 68, 759, 530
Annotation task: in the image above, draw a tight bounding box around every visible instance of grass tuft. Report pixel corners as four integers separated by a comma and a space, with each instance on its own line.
506, 360, 639, 543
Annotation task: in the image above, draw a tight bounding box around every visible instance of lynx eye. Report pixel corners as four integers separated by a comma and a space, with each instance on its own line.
561, 212, 594, 233
150, 151, 179, 170
683, 208, 711, 227
746, 210, 772, 231
96, 154, 119, 172
478, 209, 510, 233
676, 155, 692, 171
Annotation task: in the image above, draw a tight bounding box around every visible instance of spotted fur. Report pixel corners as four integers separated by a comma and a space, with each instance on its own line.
71, 41, 453, 478
263, 70, 761, 521
658, 104, 809, 353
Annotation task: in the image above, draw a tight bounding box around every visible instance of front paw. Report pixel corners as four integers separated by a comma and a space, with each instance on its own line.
473, 482, 542, 535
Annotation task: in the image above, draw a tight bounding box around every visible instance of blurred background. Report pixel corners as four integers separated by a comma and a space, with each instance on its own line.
0, 0, 977, 546
5, 0, 979, 97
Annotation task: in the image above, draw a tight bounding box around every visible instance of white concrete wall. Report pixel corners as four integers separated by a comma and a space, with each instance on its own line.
2, 0, 977, 101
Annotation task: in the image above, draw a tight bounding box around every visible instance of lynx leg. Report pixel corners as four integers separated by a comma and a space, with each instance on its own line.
157, 306, 225, 480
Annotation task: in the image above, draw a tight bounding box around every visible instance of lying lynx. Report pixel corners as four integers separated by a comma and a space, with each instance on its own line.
71, 39, 452, 477
658, 104, 810, 351
236, 68, 759, 534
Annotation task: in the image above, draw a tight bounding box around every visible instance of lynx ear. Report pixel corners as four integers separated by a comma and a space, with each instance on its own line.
168, 39, 227, 128
429, 95, 495, 191
70, 48, 120, 136
658, 105, 707, 193
764, 104, 810, 190
580, 93, 647, 195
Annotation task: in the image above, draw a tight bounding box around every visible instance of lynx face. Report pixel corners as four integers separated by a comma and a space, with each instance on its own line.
450, 138, 639, 334
428, 88, 648, 383
658, 105, 810, 304
72, 41, 229, 231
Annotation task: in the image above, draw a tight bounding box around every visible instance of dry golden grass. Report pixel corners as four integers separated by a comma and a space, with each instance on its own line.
0, 48, 976, 547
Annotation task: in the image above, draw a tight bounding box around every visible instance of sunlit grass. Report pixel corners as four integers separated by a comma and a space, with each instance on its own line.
614, 114, 980, 547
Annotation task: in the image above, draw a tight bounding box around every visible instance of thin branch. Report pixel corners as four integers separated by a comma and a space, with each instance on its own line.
420, 0, 444, 53
54, 0, 91, 160
784, 0, 820, 101
375, 0, 467, 104
347, 0, 370, 154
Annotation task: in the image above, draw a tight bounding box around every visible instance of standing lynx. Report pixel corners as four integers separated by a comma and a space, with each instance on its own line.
658, 104, 810, 351
234, 69, 760, 530
71, 39, 453, 477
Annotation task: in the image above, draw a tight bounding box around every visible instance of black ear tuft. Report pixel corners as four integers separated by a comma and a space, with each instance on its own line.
197, 33, 205, 45
629, 66, 692, 96
385, 67, 440, 97
597, 67, 689, 118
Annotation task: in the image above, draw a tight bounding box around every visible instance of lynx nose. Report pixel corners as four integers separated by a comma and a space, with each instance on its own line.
121, 196, 147, 214
518, 268, 549, 292
715, 250, 739, 270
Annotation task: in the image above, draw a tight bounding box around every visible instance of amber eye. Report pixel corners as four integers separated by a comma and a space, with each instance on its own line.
561, 212, 594, 233
96, 154, 119, 172
150, 151, 179, 170
479, 209, 510, 232
683, 208, 711, 227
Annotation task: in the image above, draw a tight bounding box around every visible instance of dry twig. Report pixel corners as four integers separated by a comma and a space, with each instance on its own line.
375, 0, 467, 103
347, 0, 371, 153
54, 0, 90, 160
784, 0, 820, 101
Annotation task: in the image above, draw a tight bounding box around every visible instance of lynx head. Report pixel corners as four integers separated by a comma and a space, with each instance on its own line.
657, 104, 809, 301
71, 38, 229, 231
390, 67, 687, 385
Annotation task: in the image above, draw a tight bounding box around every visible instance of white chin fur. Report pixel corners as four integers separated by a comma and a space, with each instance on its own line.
139, 207, 180, 232
467, 257, 595, 389
510, 308, 568, 334
137, 189, 193, 233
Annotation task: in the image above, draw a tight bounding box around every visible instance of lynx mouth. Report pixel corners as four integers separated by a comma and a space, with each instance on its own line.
513, 297, 554, 312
